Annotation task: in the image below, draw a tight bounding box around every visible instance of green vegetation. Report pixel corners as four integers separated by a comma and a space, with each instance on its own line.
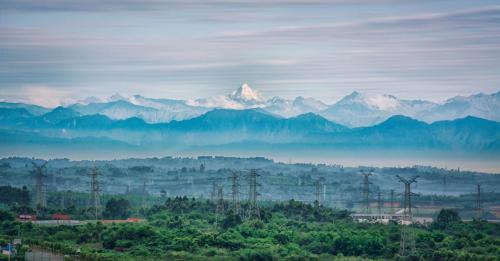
103, 198, 131, 219
0, 198, 498, 260
0, 186, 30, 205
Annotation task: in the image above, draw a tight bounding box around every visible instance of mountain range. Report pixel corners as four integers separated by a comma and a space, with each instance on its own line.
0, 104, 499, 154
1, 84, 499, 127
0, 84, 499, 160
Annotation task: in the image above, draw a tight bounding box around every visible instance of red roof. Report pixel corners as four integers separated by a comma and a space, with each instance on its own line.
52, 213, 71, 220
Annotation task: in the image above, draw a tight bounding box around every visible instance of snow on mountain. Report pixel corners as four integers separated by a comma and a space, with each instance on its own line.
70, 99, 210, 124
189, 83, 327, 118
22, 84, 499, 126
417, 91, 500, 123
127, 95, 210, 121
345, 91, 401, 111
228, 83, 265, 104
319, 91, 440, 127
263, 96, 328, 117
319, 91, 500, 127
77, 96, 104, 105
189, 83, 266, 109
108, 93, 128, 102
188, 95, 248, 110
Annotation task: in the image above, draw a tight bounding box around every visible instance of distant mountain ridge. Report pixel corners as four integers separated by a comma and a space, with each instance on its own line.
0, 105, 498, 153
1, 85, 499, 127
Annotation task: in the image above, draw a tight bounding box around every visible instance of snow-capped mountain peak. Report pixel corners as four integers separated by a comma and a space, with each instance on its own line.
229, 83, 265, 103
190, 83, 266, 109
364, 94, 400, 111
9, 86, 499, 127
338, 91, 401, 111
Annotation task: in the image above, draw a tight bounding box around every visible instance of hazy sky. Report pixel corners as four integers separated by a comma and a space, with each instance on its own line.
1, 0, 500, 106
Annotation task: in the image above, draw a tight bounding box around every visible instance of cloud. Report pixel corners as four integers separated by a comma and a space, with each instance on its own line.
0, 3, 499, 102
0, 85, 73, 107
1, 0, 394, 12
206, 5, 500, 43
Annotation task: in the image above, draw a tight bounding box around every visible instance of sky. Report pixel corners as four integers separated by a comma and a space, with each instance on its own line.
1, 0, 500, 107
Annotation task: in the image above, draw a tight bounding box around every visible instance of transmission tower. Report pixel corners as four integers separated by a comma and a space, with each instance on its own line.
314, 177, 326, 206
396, 175, 419, 257
361, 170, 373, 213
141, 180, 149, 209
322, 180, 326, 203
443, 174, 447, 194
314, 180, 321, 206
211, 181, 218, 202
216, 185, 225, 219
87, 167, 102, 220
41, 185, 47, 209
476, 184, 482, 219
60, 190, 65, 210
230, 171, 241, 215
377, 192, 383, 215
31, 161, 48, 209
247, 169, 260, 219
390, 189, 395, 214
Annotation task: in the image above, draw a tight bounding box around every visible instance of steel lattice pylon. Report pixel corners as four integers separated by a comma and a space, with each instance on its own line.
361, 170, 372, 214
87, 167, 102, 220
230, 170, 241, 216
247, 169, 260, 219
397, 175, 419, 257
476, 184, 482, 219
216, 185, 225, 219
31, 161, 48, 209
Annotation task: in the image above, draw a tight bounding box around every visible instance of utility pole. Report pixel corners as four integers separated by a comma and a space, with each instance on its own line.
230, 171, 241, 215
31, 161, 48, 209
476, 184, 482, 219
87, 167, 102, 220
247, 169, 260, 219
397, 175, 419, 257
361, 170, 372, 213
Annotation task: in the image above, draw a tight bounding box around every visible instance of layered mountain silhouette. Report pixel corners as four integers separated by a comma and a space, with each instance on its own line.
2, 84, 499, 127
0, 105, 498, 153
